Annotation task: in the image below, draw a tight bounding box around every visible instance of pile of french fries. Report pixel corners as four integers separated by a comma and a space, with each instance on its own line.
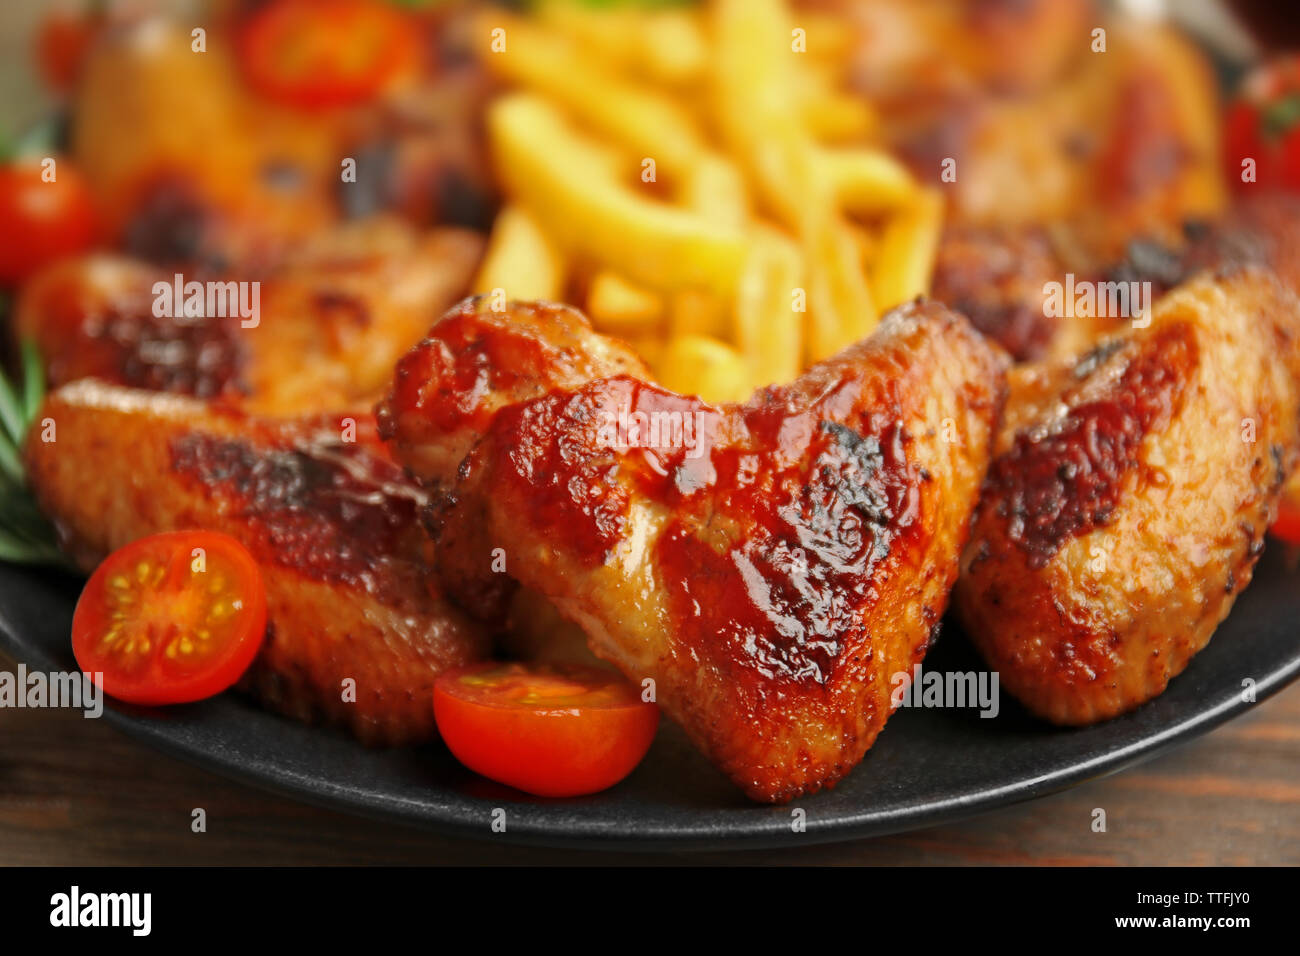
472, 0, 943, 402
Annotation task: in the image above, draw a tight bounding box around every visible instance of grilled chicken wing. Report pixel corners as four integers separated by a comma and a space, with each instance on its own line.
409, 300, 1006, 802
14, 220, 482, 416
954, 268, 1300, 725
888, 19, 1224, 263
929, 224, 1124, 362
931, 194, 1300, 366
377, 297, 651, 490
25, 381, 489, 744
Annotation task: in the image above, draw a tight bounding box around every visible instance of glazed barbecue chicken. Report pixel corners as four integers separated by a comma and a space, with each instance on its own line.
378, 296, 652, 490
385, 299, 1007, 801
14, 219, 482, 417
25, 382, 490, 744
954, 268, 1300, 725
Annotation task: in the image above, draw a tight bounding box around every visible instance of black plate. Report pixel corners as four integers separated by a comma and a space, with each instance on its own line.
2, 547, 1298, 851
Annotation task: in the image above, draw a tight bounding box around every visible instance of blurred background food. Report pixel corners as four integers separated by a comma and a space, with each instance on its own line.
6, 0, 1300, 801
0, 0, 1282, 402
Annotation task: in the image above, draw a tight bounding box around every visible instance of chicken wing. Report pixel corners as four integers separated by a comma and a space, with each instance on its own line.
412, 300, 1006, 802
377, 296, 652, 490
953, 268, 1300, 725
931, 194, 1300, 366
25, 381, 490, 744
14, 219, 482, 417
885, 17, 1224, 264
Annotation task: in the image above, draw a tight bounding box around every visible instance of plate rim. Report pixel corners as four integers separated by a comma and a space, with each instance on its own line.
2, 567, 1297, 852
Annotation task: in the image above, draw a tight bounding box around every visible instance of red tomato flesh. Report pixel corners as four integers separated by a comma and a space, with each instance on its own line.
238, 0, 419, 110
72, 531, 268, 706
1271, 483, 1300, 544
1225, 56, 1300, 194
433, 663, 660, 798
0, 159, 98, 286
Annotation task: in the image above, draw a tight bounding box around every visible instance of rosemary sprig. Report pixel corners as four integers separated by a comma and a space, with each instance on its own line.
0, 337, 68, 567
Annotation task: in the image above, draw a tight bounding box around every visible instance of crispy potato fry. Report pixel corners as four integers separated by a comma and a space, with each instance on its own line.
669, 289, 730, 340
534, 1, 641, 65
805, 219, 878, 362
655, 335, 752, 404
480, 0, 941, 401
474, 205, 566, 300
734, 228, 803, 389
678, 152, 749, 228
709, 0, 813, 229
537, 2, 706, 86
870, 188, 945, 312
820, 147, 918, 215
488, 94, 749, 295
587, 271, 664, 335
483, 14, 706, 173
639, 9, 708, 85
709, 0, 878, 359
802, 92, 878, 144
844, 222, 877, 268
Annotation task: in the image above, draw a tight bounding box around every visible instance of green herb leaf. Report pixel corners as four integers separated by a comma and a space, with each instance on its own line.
0, 339, 70, 568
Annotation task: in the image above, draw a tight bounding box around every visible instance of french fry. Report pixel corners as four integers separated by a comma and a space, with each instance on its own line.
587, 271, 664, 335
536, 3, 706, 86
733, 227, 803, 389
483, 14, 706, 174
678, 152, 749, 228
844, 222, 877, 269
473, 205, 566, 301
488, 94, 749, 296
710, 0, 875, 360
870, 188, 945, 313
804, 219, 878, 362
709, 0, 812, 230
483, 0, 944, 404
655, 335, 752, 404
802, 92, 878, 144
669, 289, 730, 340
534, 1, 640, 68
639, 9, 708, 85
820, 147, 918, 216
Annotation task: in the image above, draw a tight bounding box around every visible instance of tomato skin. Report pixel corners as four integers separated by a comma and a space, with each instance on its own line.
238, 0, 420, 110
433, 663, 660, 798
1272, 493, 1300, 544
1225, 57, 1300, 194
1271, 508, 1300, 543
72, 531, 268, 707
37, 9, 98, 93
0, 159, 98, 286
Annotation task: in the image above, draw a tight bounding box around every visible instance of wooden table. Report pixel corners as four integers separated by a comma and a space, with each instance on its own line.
2, 647, 1296, 865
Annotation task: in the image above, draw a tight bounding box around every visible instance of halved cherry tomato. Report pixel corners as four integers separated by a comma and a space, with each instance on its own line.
72, 531, 268, 706
238, 0, 419, 110
433, 663, 660, 798
1271, 477, 1300, 544
1224, 56, 1300, 195
0, 158, 98, 286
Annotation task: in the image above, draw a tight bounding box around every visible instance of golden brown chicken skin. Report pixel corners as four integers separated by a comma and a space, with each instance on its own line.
954, 268, 1300, 726
932, 194, 1300, 367
14, 220, 482, 417
377, 296, 651, 490
929, 224, 1126, 362
421, 300, 1007, 802
912, 20, 1224, 263
25, 381, 489, 744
